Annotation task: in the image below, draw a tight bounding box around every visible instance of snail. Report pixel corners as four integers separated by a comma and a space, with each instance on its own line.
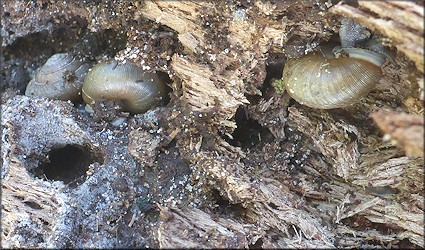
82, 61, 166, 114
25, 53, 90, 101
281, 18, 393, 109
282, 46, 385, 109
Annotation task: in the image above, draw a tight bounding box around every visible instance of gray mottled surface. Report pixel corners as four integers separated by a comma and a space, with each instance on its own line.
1, 95, 190, 248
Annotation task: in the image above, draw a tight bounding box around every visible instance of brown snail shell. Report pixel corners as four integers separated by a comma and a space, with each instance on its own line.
25, 53, 90, 101
82, 61, 166, 114
282, 48, 384, 109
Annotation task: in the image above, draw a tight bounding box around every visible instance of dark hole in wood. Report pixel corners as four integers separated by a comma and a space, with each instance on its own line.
227, 106, 270, 148
157, 71, 173, 106
35, 144, 103, 188
249, 237, 263, 249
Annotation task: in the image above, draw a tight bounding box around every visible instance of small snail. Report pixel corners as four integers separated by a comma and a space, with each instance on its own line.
282, 47, 385, 109
25, 53, 90, 101
82, 61, 166, 114
281, 18, 392, 109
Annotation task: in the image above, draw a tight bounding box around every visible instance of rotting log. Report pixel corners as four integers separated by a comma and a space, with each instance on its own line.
370, 111, 424, 158
2, 0, 424, 248
157, 205, 252, 248
2, 158, 61, 242
118, 0, 425, 248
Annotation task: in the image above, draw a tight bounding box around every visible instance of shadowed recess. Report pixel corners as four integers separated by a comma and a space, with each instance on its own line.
33, 144, 104, 188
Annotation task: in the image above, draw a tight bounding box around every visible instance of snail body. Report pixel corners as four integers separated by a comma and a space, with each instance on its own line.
282, 48, 383, 109
82, 61, 166, 114
25, 53, 90, 101
281, 18, 391, 109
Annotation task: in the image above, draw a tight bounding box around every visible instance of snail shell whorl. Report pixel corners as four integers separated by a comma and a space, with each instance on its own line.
25, 53, 90, 101
82, 62, 166, 114
282, 50, 382, 109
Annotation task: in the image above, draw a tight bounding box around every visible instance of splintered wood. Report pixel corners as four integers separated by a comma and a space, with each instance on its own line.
2, 0, 423, 248
157, 206, 250, 248
287, 107, 360, 180
136, 1, 211, 54
331, 1, 424, 72
171, 55, 248, 127
286, 106, 423, 247
136, 1, 423, 248
186, 151, 336, 248
1, 157, 62, 247
371, 111, 424, 158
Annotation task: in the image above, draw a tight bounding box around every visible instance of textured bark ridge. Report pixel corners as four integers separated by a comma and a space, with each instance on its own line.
1, 0, 423, 248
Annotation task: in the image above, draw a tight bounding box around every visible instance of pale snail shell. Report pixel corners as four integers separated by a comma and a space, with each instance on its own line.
25, 53, 90, 101
282, 47, 385, 109
82, 61, 166, 114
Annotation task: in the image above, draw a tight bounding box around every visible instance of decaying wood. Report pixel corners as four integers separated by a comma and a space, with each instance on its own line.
156, 206, 251, 248
285, 107, 424, 247
331, 1, 424, 72
2, 158, 62, 235
128, 128, 162, 166
135, 1, 423, 247
359, 1, 423, 32
171, 54, 248, 129
137, 0, 267, 99
287, 107, 360, 180
187, 150, 335, 248
1, 96, 106, 248
135, 1, 210, 54
2, 0, 423, 248
1, 144, 63, 248
370, 111, 424, 158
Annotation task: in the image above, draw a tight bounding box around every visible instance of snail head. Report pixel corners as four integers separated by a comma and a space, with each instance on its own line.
337, 18, 396, 66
